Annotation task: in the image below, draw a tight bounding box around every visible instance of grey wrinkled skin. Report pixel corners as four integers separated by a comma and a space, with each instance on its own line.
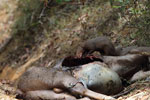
118, 46, 137, 55
102, 54, 149, 80
17, 67, 86, 100
118, 46, 150, 56
18, 67, 79, 92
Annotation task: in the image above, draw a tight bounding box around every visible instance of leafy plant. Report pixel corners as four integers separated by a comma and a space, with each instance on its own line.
110, 0, 130, 10
56, 0, 71, 3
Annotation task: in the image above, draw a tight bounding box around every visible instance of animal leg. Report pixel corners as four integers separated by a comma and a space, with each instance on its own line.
130, 70, 150, 82
25, 90, 77, 100
70, 82, 115, 100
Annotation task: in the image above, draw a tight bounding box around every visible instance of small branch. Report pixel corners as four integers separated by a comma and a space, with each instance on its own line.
39, 0, 52, 19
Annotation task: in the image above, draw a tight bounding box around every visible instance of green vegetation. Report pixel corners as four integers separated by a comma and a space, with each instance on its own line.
111, 0, 150, 46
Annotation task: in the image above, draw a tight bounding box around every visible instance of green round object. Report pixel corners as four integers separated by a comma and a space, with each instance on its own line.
73, 62, 123, 95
